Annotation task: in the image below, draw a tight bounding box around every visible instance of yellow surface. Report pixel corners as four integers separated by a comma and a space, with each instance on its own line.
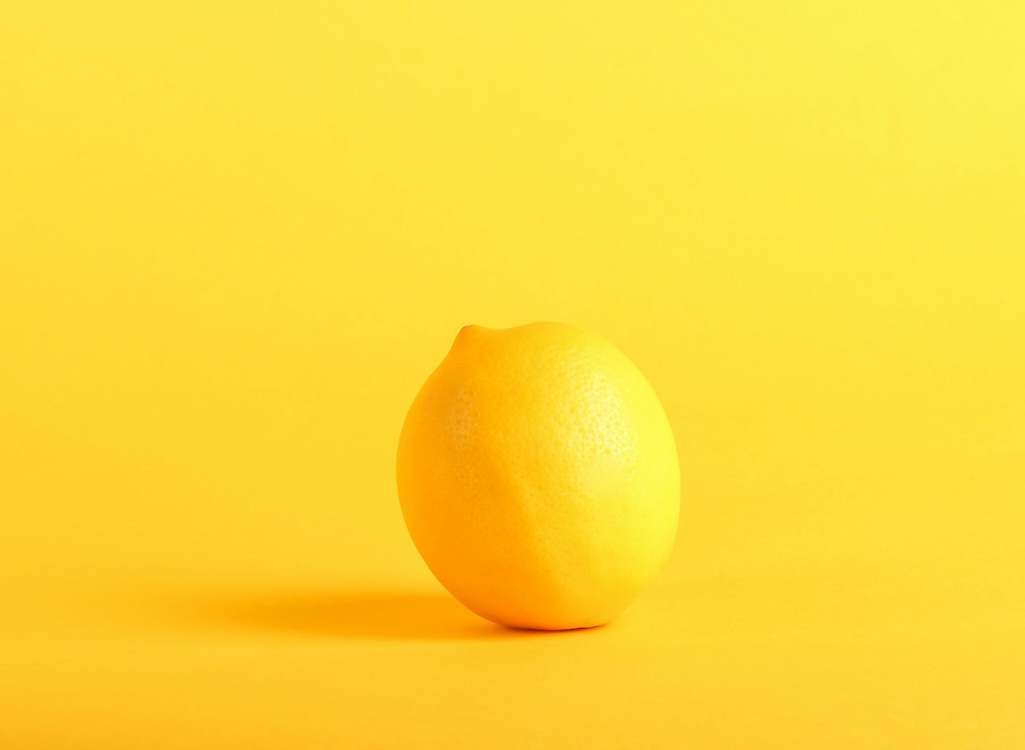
398, 323, 679, 630
1, 1, 1023, 747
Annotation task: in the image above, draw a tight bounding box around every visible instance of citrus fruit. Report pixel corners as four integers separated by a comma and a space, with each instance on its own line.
396, 322, 680, 630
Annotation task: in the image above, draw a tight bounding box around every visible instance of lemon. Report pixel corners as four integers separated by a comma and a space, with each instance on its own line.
396, 322, 680, 630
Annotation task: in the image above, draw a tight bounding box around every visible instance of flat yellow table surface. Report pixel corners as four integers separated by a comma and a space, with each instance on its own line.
2, 2, 1024, 747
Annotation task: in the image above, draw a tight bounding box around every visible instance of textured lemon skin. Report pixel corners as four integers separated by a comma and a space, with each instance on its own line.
397, 322, 680, 630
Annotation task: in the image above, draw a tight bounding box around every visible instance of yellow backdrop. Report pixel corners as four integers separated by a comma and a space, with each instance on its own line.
2, 1, 1023, 747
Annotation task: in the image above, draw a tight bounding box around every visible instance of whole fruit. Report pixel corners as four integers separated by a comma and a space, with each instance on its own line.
396, 322, 679, 630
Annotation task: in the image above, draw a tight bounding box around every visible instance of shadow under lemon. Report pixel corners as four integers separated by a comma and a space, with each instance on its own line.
202, 591, 599, 641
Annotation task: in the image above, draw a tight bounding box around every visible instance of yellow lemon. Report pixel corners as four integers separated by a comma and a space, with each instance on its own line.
396, 322, 680, 630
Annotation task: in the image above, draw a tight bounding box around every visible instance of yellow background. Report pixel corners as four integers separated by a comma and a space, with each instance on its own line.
2, 1, 1024, 747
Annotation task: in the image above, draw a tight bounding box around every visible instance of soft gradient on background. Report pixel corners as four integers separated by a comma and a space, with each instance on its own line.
2, 1, 1024, 747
